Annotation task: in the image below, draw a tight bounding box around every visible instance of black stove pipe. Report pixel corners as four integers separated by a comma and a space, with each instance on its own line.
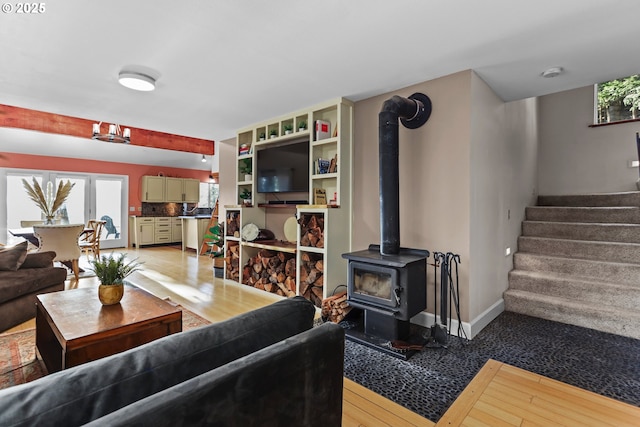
378, 93, 432, 255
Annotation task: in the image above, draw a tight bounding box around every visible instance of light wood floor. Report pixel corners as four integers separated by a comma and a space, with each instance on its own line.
436, 359, 640, 427
7, 246, 639, 426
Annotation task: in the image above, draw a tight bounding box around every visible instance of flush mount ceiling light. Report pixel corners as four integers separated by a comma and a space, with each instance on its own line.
118, 71, 156, 91
541, 67, 564, 78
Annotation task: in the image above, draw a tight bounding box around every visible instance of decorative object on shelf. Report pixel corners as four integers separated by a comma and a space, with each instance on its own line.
315, 120, 331, 140
313, 188, 327, 205
89, 253, 142, 305
239, 158, 252, 181
240, 188, 252, 206
239, 144, 250, 155
241, 223, 260, 241
92, 122, 131, 143
298, 121, 307, 132
284, 124, 293, 135
259, 132, 266, 141
22, 177, 74, 225
283, 216, 298, 243
270, 129, 278, 139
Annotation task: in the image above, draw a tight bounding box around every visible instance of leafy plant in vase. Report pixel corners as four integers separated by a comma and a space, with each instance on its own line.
89, 253, 143, 305
240, 188, 252, 206
22, 177, 74, 224
298, 121, 307, 132
269, 129, 278, 139
259, 132, 266, 141
239, 158, 252, 182
203, 223, 225, 278
284, 124, 293, 135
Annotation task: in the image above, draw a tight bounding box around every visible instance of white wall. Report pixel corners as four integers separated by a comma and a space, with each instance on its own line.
469, 72, 538, 328
538, 85, 640, 195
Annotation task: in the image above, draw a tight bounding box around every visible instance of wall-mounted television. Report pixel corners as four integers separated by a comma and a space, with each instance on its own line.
256, 141, 309, 193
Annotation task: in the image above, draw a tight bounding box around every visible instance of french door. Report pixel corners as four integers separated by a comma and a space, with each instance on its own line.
2, 169, 128, 249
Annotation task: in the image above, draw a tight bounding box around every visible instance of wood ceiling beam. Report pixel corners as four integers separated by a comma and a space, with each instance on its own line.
0, 104, 214, 155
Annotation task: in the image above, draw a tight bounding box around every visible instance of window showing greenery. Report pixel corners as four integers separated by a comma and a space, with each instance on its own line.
596, 74, 640, 124
199, 182, 219, 208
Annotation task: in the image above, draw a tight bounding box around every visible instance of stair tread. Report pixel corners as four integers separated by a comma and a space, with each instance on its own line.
504, 289, 640, 316
523, 220, 640, 226
519, 235, 640, 246
514, 251, 640, 267
509, 269, 640, 290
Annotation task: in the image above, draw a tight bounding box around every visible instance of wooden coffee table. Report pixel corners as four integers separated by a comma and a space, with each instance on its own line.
35, 286, 182, 373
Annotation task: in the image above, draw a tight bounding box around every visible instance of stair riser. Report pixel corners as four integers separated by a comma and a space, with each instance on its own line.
508, 271, 640, 310
522, 222, 640, 243
514, 253, 640, 285
518, 236, 640, 264
504, 293, 640, 340
538, 193, 640, 207
525, 206, 640, 224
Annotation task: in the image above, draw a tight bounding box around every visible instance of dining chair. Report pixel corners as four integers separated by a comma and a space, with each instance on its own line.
33, 224, 84, 281
79, 220, 106, 259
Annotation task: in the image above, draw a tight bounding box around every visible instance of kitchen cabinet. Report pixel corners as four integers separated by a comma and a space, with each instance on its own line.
141, 176, 165, 202
129, 217, 155, 247
165, 177, 200, 203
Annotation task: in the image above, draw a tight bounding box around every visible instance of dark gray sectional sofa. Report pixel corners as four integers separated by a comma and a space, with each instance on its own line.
0, 296, 345, 426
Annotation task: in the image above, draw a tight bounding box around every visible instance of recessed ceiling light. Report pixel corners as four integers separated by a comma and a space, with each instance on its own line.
118, 71, 156, 91
541, 67, 564, 78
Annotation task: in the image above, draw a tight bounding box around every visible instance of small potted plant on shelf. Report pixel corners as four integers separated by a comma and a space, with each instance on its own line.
240, 188, 252, 206
89, 253, 142, 305
269, 129, 278, 139
284, 124, 293, 135
259, 132, 266, 141
298, 121, 307, 132
239, 158, 252, 181
203, 223, 225, 278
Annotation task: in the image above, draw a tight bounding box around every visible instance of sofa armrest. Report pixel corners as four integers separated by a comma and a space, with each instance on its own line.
85, 323, 345, 427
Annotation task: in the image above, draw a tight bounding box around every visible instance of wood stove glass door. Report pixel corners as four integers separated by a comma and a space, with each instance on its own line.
349, 261, 399, 309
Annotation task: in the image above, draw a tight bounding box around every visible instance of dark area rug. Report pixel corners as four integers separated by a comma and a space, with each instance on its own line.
342, 311, 640, 423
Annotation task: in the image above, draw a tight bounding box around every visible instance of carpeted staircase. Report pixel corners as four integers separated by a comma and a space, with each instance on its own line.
504, 191, 640, 340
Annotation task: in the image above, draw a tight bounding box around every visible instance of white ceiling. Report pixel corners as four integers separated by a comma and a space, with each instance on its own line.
1, 0, 639, 168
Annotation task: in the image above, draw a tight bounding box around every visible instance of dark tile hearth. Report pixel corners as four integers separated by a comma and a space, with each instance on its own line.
342, 311, 640, 423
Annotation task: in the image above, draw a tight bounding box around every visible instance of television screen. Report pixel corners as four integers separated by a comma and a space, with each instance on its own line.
257, 141, 309, 193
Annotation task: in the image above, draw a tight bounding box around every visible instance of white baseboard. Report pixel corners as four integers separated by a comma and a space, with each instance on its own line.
411, 298, 504, 339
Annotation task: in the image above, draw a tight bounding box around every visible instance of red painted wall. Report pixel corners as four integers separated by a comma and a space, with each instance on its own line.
1, 152, 210, 211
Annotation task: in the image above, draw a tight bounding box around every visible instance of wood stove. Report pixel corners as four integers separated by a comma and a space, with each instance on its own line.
343, 244, 429, 341
341, 93, 432, 359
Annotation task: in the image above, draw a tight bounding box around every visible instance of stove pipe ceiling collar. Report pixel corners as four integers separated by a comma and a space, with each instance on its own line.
378, 93, 432, 255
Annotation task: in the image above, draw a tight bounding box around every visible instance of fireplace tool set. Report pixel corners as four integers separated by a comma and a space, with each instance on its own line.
430, 252, 465, 346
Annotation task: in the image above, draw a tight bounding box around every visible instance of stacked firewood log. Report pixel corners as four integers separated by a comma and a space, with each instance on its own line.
321, 291, 352, 323
299, 252, 324, 307
226, 212, 240, 238
299, 214, 324, 248
242, 249, 296, 297
225, 243, 240, 281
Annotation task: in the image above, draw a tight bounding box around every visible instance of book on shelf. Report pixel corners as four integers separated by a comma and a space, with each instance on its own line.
328, 154, 338, 173
315, 120, 331, 141
315, 158, 330, 174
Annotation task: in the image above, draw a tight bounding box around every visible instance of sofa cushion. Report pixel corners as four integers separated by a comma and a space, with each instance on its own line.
0, 241, 28, 271
0, 296, 316, 427
0, 266, 67, 305
19, 251, 56, 269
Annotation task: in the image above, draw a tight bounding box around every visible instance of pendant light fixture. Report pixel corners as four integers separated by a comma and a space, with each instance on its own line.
92, 122, 131, 143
